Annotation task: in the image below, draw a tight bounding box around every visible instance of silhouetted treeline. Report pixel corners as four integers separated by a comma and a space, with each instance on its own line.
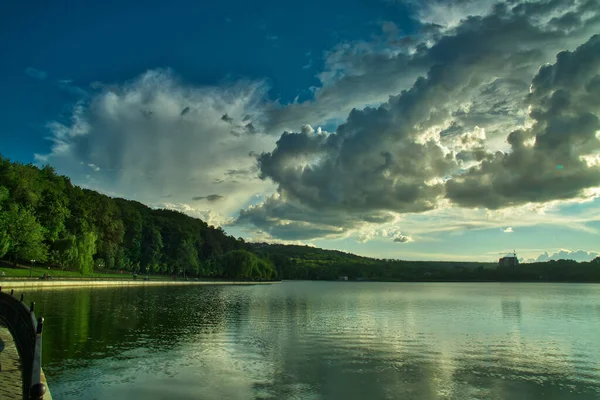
253, 244, 600, 282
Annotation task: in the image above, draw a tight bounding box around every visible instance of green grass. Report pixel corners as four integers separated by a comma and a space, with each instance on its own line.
0, 265, 170, 279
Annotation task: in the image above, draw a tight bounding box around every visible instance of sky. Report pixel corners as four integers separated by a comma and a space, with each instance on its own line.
1, 0, 599, 262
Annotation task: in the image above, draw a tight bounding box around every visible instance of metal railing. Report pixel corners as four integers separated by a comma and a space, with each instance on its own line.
0, 287, 46, 400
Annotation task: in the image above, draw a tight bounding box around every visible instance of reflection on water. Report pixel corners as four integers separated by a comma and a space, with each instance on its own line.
501, 299, 522, 323
26, 282, 600, 400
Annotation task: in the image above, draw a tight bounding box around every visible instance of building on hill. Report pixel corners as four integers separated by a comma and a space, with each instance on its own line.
499, 251, 519, 267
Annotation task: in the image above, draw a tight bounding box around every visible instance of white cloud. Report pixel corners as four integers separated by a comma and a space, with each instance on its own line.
408, 0, 497, 29
535, 249, 599, 262
37, 70, 278, 225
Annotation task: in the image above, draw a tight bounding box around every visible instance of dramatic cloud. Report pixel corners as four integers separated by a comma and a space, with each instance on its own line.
234, 193, 396, 240
234, 0, 600, 240
446, 35, 600, 208
263, 28, 429, 134
264, 0, 599, 136
535, 249, 599, 263
34, 0, 600, 248
25, 67, 47, 80
37, 70, 277, 225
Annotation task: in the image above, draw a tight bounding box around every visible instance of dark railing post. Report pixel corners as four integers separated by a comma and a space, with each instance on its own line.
36, 317, 44, 335
0, 291, 47, 399
29, 383, 46, 400
29, 317, 46, 400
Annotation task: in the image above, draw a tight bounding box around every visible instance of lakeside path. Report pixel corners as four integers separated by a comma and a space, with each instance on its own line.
0, 325, 53, 400
0, 324, 22, 400
0, 279, 280, 291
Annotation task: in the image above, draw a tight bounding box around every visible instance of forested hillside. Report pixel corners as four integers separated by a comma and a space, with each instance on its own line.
0, 156, 275, 279
1, 156, 599, 282
252, 243, 600, 282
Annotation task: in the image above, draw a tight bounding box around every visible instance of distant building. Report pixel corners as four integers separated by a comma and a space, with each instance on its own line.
338, 276, 348, 281
499, 251, 519, 267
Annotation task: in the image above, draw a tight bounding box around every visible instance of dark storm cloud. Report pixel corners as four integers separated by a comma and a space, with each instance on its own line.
446, 35, 600, 208
221, 113, 234, 123
192, 194, 225, 202
236, 0, 600, 240
234, 194, 396, 240
245, 123, 257, 134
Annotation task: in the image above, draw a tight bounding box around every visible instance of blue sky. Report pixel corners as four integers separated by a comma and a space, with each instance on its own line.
1, 0, 599, 262
0, 0, 412, 161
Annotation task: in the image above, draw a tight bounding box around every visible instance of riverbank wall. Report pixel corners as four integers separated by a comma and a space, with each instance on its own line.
0, 279, 280, 290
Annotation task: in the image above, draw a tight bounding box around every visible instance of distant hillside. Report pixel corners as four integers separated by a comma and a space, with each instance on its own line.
251, 243, 599, 282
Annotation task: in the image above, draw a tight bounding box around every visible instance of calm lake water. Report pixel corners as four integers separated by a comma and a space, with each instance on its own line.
26, 282, 600, 400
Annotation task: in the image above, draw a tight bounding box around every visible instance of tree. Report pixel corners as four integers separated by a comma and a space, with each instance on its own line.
117, 200, 144, 265
0, 186, 10, 258
74, 231, 97, 274
141, 224, 163, 269
0, 213, 9, 259
86, 191, 124, 270
219, 250, 275, 280
176, 238, 199, 276
51, 235, 77, 269
50, 231, 97, 274
4, 204, 48, 262
36, 188, 70, 242
35, 166, 71, 242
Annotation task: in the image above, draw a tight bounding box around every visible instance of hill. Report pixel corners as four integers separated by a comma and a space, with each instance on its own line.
1, 155, 599, 282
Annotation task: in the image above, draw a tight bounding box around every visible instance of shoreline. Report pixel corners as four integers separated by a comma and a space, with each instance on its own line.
0, 279, 280, 290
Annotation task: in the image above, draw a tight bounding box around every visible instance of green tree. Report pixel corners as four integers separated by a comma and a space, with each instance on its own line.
177, 238, 199, 276
35, 166, 71, 242
141, 224, 163, 269
117, 200, 144, 265
4, 204, 48, 262
0, 186, 10, 258
74, 230, 97, 274
51, 235, 77, 269
219, 250, 274, 280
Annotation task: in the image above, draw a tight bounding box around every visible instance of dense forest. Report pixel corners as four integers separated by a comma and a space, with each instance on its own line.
1, 155, 599, 282
0, 156, 275, 279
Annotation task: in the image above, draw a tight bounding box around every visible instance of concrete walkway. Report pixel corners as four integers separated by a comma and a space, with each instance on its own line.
0, 279, 280, 291
0, 324, 22, 400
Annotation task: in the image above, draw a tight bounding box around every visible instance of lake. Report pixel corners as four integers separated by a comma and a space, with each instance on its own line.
26, 282, 600, 399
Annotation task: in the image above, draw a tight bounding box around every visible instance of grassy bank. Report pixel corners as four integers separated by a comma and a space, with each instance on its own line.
0, 265, 170, 279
